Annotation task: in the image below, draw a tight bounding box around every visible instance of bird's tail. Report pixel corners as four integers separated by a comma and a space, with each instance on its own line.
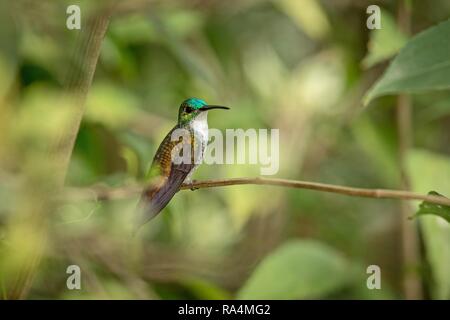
133, 163, 193, 234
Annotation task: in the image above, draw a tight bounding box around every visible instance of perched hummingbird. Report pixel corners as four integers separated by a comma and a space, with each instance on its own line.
135, 98, 229, 229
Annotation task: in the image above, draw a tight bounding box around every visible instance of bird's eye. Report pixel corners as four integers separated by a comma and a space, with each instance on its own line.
185, 106, 193, 113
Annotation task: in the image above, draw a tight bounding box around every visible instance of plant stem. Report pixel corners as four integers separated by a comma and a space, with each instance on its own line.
396, 0, 422, 300
65, 177, 450, 207
6, 11, 111, 300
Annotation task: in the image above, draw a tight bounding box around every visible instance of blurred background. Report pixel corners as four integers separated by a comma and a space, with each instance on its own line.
0, 0, 449, 299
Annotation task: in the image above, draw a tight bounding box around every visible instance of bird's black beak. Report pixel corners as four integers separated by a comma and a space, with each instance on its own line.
200, 105, 230, 111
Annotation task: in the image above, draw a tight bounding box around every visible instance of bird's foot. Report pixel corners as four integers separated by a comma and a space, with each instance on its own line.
187, 179, 198, 191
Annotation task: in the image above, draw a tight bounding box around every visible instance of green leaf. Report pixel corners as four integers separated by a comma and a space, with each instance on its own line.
237, 240, 349, 299
413, 191, 450, 223
365, 19, 450, 105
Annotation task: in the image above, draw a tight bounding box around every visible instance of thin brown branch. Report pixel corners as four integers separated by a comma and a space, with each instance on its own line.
65, 177, 450, 207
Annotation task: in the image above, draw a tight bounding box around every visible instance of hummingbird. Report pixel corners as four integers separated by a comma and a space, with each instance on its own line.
135, 98, 229, 229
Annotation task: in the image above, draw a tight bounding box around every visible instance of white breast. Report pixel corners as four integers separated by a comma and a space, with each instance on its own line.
184, 112, 209, 183
191, 111, 209, 148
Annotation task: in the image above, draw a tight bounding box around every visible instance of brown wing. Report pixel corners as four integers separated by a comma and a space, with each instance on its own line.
135, 126, 198, 229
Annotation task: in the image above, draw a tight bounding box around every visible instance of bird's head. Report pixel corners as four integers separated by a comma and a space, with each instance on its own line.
178, 98, 229, 125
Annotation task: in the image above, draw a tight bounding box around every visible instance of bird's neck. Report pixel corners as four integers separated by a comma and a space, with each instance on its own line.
189, 111, 209, 135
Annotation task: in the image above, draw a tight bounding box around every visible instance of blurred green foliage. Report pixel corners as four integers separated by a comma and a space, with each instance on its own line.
0, 0, 450, 300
